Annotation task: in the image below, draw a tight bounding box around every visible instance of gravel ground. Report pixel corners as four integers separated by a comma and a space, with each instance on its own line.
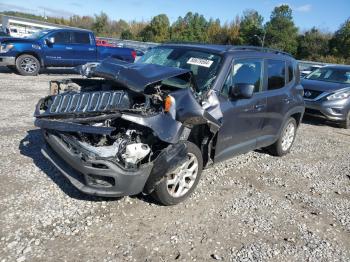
0, 67, 349, 262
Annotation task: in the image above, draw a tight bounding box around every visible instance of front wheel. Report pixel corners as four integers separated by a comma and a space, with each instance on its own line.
268, 118, 297, 156
15, 54, 41, 76
151, 141, 203, 206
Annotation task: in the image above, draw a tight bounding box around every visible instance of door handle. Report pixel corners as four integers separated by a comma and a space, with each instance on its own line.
65, 47, 73, 50
283, 98, 292, 104
254, 104, 265, 111
88, 48, 95, 51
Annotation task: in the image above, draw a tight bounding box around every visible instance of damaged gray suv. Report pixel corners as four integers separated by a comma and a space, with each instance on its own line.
34, 44, 305, 205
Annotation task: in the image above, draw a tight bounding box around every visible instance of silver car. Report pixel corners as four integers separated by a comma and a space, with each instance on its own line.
302, 65, 350, 128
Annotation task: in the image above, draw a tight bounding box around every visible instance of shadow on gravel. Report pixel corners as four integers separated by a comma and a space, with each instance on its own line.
19, 129, 122, 202
302, 115, 341, 128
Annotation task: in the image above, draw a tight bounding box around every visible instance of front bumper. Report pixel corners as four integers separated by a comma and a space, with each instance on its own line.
0, 56, 15, 66
304, 98, 349, 121
42, 131, 153, 197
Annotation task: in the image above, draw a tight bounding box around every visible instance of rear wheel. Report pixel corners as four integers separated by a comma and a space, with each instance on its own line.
340, 110, 350, 129
15, 54, 40, 76
268, 118, 297, 156
151, 141, 203, 206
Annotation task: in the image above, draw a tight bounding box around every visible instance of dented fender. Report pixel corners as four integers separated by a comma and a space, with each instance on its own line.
170, 88, 222, 132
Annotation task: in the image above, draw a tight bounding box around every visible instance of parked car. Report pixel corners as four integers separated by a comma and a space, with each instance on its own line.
300, 64, 323, 78
0, 28, 136, 76
34, 44, 304, 205
302, 65, 350, 128
95, 39, 117, 47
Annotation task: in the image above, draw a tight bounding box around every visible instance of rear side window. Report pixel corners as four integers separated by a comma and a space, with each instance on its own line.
222, 58, 263, 96
52, 32, 70, 44
267, 59, 286, 90
72, 32, 91, 44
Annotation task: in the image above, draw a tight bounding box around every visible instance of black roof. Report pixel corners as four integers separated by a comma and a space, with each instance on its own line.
162, 43, 293, 57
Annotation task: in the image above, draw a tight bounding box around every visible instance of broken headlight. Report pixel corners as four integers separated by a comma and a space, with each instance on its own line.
164, 95, 176, 119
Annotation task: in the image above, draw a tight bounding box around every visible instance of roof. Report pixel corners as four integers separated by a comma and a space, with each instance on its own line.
322, 65, 350, 70
161, 43, 293, 58
46, 28, 93, 33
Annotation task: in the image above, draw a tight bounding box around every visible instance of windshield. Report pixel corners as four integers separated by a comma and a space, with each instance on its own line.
306, 67, 350, 84
27, 30, 51, 39
137, 47, 222, 92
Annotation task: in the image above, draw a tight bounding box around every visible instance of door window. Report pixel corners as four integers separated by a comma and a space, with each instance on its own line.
267, 60, 286, 90
222, 59, 263, 96
72, 32, 91, 44
52, 32, 71, 44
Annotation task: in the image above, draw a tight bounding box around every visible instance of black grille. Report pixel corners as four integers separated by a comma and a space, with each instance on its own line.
40, 91, 130, 116
303, 89, 323, 99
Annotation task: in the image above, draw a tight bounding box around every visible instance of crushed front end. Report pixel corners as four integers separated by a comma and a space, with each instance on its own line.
34, 58, 221, 197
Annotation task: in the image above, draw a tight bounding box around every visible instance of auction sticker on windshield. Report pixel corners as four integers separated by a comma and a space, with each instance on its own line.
187, 57, 213, 68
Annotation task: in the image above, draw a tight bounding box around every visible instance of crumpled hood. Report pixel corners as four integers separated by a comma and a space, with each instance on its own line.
78, 58, 194, 93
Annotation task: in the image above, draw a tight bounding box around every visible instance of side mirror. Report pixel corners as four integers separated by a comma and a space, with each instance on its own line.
229, 83, 255, 99
45, 37, 55, 45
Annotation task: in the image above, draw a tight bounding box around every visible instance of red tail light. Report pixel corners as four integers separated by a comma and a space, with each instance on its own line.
131, 50, 137, 59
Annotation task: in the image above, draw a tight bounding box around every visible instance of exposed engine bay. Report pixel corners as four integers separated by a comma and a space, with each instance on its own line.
34, 58, 222, 196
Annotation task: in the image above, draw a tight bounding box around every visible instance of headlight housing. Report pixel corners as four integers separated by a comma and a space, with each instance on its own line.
327, 88, 350, 101
0, 43, 14, 53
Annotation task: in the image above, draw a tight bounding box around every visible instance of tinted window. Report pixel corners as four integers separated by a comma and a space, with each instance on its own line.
287, 62, 294, 83
52, 32, 70, 44
72, 32, 91, 44
222, 59, 263, 96
267, 60, 286, 90
306, 67, 350, 84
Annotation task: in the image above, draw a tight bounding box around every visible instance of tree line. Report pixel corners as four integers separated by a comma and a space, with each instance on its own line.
2, 5, 350, 64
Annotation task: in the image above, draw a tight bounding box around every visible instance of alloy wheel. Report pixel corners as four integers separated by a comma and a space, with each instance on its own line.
281, 122, 295, 151
20, 57, 38, 73
166, 153, 199, 198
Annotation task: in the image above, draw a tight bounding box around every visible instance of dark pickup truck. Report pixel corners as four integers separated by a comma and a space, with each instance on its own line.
0, 28, 136, 76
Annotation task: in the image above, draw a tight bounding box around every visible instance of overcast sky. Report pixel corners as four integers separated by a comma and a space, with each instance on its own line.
0, 0, 349, 31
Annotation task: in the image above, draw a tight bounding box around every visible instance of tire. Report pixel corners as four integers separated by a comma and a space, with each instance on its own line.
151, 141, 203, 206
340, 110, 350, 129
15, 54, 40, 76
268, 117, 297, 157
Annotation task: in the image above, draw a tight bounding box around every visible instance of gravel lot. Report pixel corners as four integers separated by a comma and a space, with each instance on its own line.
0, 67, 349, 262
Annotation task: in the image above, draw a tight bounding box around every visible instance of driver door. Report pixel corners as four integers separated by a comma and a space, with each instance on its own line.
214, 58, 267, 162
43, 31, 73, 66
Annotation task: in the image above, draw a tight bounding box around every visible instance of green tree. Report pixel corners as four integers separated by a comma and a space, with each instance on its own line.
92, 12, 109, 36
221, 16, 243, 45
171, 12, 209, 42
297, 28, 331, 60
330, 18, 350, 59
120, 29, 134, 40
140, 14, 170, 42
240, 9, 264, 46
265, 5, 298, 54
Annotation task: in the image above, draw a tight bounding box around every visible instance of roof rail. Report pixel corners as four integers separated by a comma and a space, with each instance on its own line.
229, 45, 293, 57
